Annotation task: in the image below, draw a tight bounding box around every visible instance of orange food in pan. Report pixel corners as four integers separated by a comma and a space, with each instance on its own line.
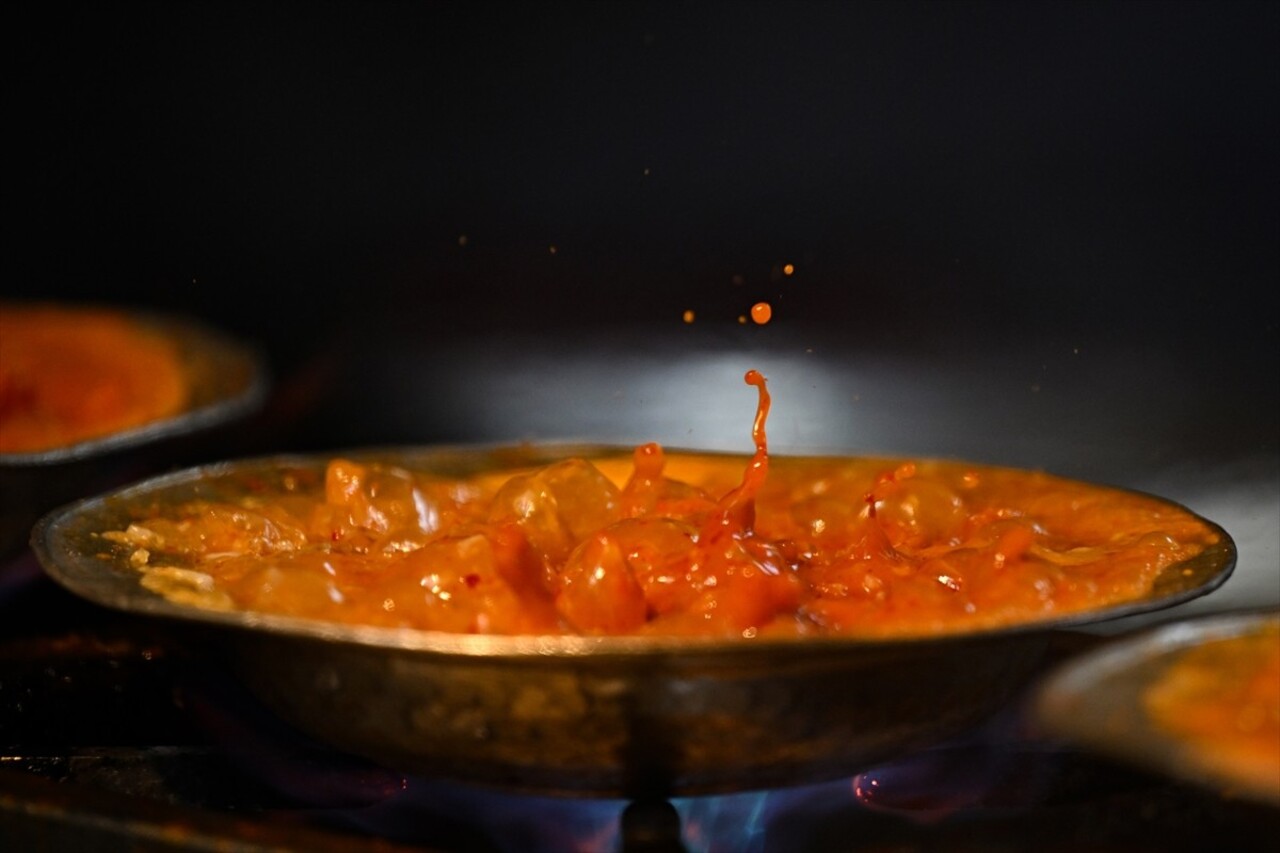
1143, 621, 1280, 797
0, 304, 188, 453
104, 371, 1218, 638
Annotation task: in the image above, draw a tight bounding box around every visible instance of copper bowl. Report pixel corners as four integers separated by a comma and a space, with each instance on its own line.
30, 445, 1236, 797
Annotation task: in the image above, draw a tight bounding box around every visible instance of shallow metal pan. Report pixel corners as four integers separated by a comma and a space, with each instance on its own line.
30, 445, 1236, 797
1034, 608, 1278, 806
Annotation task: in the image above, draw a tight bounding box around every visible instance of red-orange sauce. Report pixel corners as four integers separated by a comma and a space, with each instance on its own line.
104, 371, 1220, 638
0, 305, 188, 453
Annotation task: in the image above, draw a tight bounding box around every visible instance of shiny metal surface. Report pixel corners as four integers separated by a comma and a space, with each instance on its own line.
31, 445, 1236, 797
0, 311, 266, 558
1034, 609, 1280, 807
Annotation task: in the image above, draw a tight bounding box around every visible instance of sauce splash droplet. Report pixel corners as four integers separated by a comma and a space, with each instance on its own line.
751, 302, 772, 325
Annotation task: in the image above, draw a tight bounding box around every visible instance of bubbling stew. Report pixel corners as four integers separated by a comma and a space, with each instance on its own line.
101, 371, 1219, 638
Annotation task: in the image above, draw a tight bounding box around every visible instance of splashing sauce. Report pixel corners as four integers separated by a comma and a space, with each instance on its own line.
702, 370, 771, 540
100, 370, 1221, 639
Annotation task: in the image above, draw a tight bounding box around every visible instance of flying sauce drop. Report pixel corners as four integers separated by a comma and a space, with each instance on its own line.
751, 302, 772, 325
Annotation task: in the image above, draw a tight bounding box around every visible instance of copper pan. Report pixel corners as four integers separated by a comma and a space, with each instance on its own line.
30, 445, 1236, 797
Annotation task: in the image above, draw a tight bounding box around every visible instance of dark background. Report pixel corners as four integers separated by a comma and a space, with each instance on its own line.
7, 0, 1278, 462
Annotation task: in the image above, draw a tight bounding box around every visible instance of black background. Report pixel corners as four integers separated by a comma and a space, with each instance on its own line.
7, 0, 1278, 456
